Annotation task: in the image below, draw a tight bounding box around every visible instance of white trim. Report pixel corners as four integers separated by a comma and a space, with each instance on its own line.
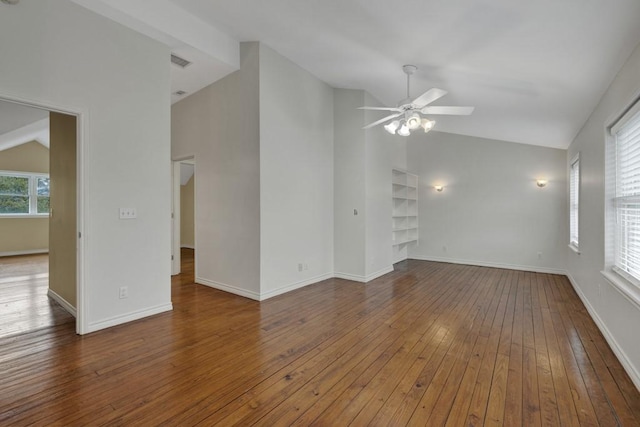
86, 303, 173, 334
409, 255, 567, 275
0, 214, 49, 219
259, 273, 334, 300
601, 270, 640, 311
196, 277, 261, 301
47, 288, 77, 317
0, 249, 48, 257
566, 273, 640, 391
334, 266, 394, 283
0, 92, 88, 335
180, 244, 195, 250
611, 96, 640, 135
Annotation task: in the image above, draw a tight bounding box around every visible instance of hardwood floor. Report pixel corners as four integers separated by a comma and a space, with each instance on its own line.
1, 249, 639, 426
0, 254, 74, 338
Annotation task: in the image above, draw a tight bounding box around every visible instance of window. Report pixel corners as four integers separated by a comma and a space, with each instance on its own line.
0, 171, 49, 216
611, 100, 640, 284
569, 154, 580, 250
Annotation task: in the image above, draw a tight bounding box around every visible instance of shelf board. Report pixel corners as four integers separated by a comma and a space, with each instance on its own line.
392, 238, 418, 246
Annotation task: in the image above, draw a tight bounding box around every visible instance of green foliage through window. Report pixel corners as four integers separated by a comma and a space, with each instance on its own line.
0, 173, 50, 215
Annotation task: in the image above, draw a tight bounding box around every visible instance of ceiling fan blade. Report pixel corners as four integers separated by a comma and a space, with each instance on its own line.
421, 106, 475, 115
411, 88, 448, 107
358, 106, 402, 112
362, 112, 402, 129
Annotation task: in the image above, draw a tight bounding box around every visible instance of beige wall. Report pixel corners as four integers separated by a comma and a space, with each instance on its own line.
0, 141, 50, 255
49, 112, 76, 308
180, 176, 195, 248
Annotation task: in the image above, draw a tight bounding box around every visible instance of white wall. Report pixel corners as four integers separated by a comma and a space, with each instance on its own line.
333, 89, 406, 280
172, 42, 261, 299
408, 131, 567, 273
333, 89, 366, 278
259, 45, 335, 298
364, 92, 404, 278
566, 41, 640, 388
0, 0, 172, 333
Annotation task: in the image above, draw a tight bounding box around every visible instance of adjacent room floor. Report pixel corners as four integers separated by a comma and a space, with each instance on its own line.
0, 254, 74, 338
1, 251, 639, 425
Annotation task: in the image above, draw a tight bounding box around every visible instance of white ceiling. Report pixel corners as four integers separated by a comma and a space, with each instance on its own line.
0, 100, 48, 135
0, 100, 49, 151
71, 0, 640, 149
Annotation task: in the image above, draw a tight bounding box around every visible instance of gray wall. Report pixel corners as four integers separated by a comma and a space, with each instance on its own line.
566, 40, 640, 388
0, 0, 172, 333
259, 44, 335, 297
172, 42, 261, 298
408, 131, 567, 273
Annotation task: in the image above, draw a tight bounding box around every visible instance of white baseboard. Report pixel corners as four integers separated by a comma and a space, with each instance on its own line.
180, 245, 194, 250
86, 303, 173, 334
335, 266, 394, 283
565, 273, 640, 391
260, 272, 334, 300
409, 255, 566, 275
47, 288, 77, 317
196, 277, 261, 301
0, 249, 48, 257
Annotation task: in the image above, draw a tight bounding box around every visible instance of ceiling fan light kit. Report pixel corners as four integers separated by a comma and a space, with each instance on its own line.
360, 65, 474, 136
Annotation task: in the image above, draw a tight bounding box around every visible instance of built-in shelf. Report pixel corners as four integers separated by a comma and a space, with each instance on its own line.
392, 169, 419, 255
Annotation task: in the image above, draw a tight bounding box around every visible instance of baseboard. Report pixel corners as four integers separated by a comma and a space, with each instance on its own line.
0, 249, 48, 257
409, 255, 566, 275
335, 266, 395, 283
260, 272, 334, 301
566, 272, 640, 391
86, 303, 173, 334
180, 245, 195, 250
196, 277, 261, 301
47, 288, 77, 317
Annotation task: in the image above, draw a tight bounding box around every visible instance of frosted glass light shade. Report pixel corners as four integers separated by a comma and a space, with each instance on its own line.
384, 120, 400, 134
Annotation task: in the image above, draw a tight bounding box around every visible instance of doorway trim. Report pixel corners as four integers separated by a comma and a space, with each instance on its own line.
0, 91, 86, 335
172, 156, 195, 276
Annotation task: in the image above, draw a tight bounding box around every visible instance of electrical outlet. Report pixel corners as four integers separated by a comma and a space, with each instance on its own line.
304, 263, 309, 271
119, 208, 137, 219
119, 286, 128, 299
298, 263, 303, 272
537, 251, 542, 259
442, 245, 447, 252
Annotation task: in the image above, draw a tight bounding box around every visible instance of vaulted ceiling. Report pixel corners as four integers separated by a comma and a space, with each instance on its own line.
33, 1, 640, 149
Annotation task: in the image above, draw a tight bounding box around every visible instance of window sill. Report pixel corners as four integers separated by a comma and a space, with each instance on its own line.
0, 214, 49, 219
568, 243, 580, 254
601, 269, 640, 310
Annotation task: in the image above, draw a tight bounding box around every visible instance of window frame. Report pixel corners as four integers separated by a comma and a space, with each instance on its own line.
569, 153, 580, 252
605, 98, 640, 295
0, 170, 50, 218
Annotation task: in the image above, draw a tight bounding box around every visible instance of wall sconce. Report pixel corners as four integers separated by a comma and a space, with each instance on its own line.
536, 179, 548, 188
434, 185, 444, 192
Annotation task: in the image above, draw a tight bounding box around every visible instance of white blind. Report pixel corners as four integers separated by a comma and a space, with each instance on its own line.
614, 104, 640, 281
569, 156, 579, 247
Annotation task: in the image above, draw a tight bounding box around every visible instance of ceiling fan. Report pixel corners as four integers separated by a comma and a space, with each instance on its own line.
360, 65, 474, 136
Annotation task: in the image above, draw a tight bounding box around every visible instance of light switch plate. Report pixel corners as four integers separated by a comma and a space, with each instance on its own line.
119, 207, 137, 219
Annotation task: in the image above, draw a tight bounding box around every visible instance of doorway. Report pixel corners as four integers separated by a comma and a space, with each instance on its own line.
172, 158, 195, 276
0, 97, 81, 335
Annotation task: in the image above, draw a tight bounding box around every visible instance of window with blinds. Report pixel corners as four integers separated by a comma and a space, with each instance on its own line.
569, 154, 580, 249
612, 100, 640, 284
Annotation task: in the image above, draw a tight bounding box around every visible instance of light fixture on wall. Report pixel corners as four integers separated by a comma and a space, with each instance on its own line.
434, 185, 444, 192
359, 65, 474, 136
536, 179, 548, 188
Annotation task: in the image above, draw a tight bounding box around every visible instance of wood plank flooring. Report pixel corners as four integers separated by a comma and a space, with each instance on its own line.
0, 254, 74, 338
1, 249, 639, 426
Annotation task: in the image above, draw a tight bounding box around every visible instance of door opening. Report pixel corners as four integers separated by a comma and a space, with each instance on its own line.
172, 158, 195, 276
